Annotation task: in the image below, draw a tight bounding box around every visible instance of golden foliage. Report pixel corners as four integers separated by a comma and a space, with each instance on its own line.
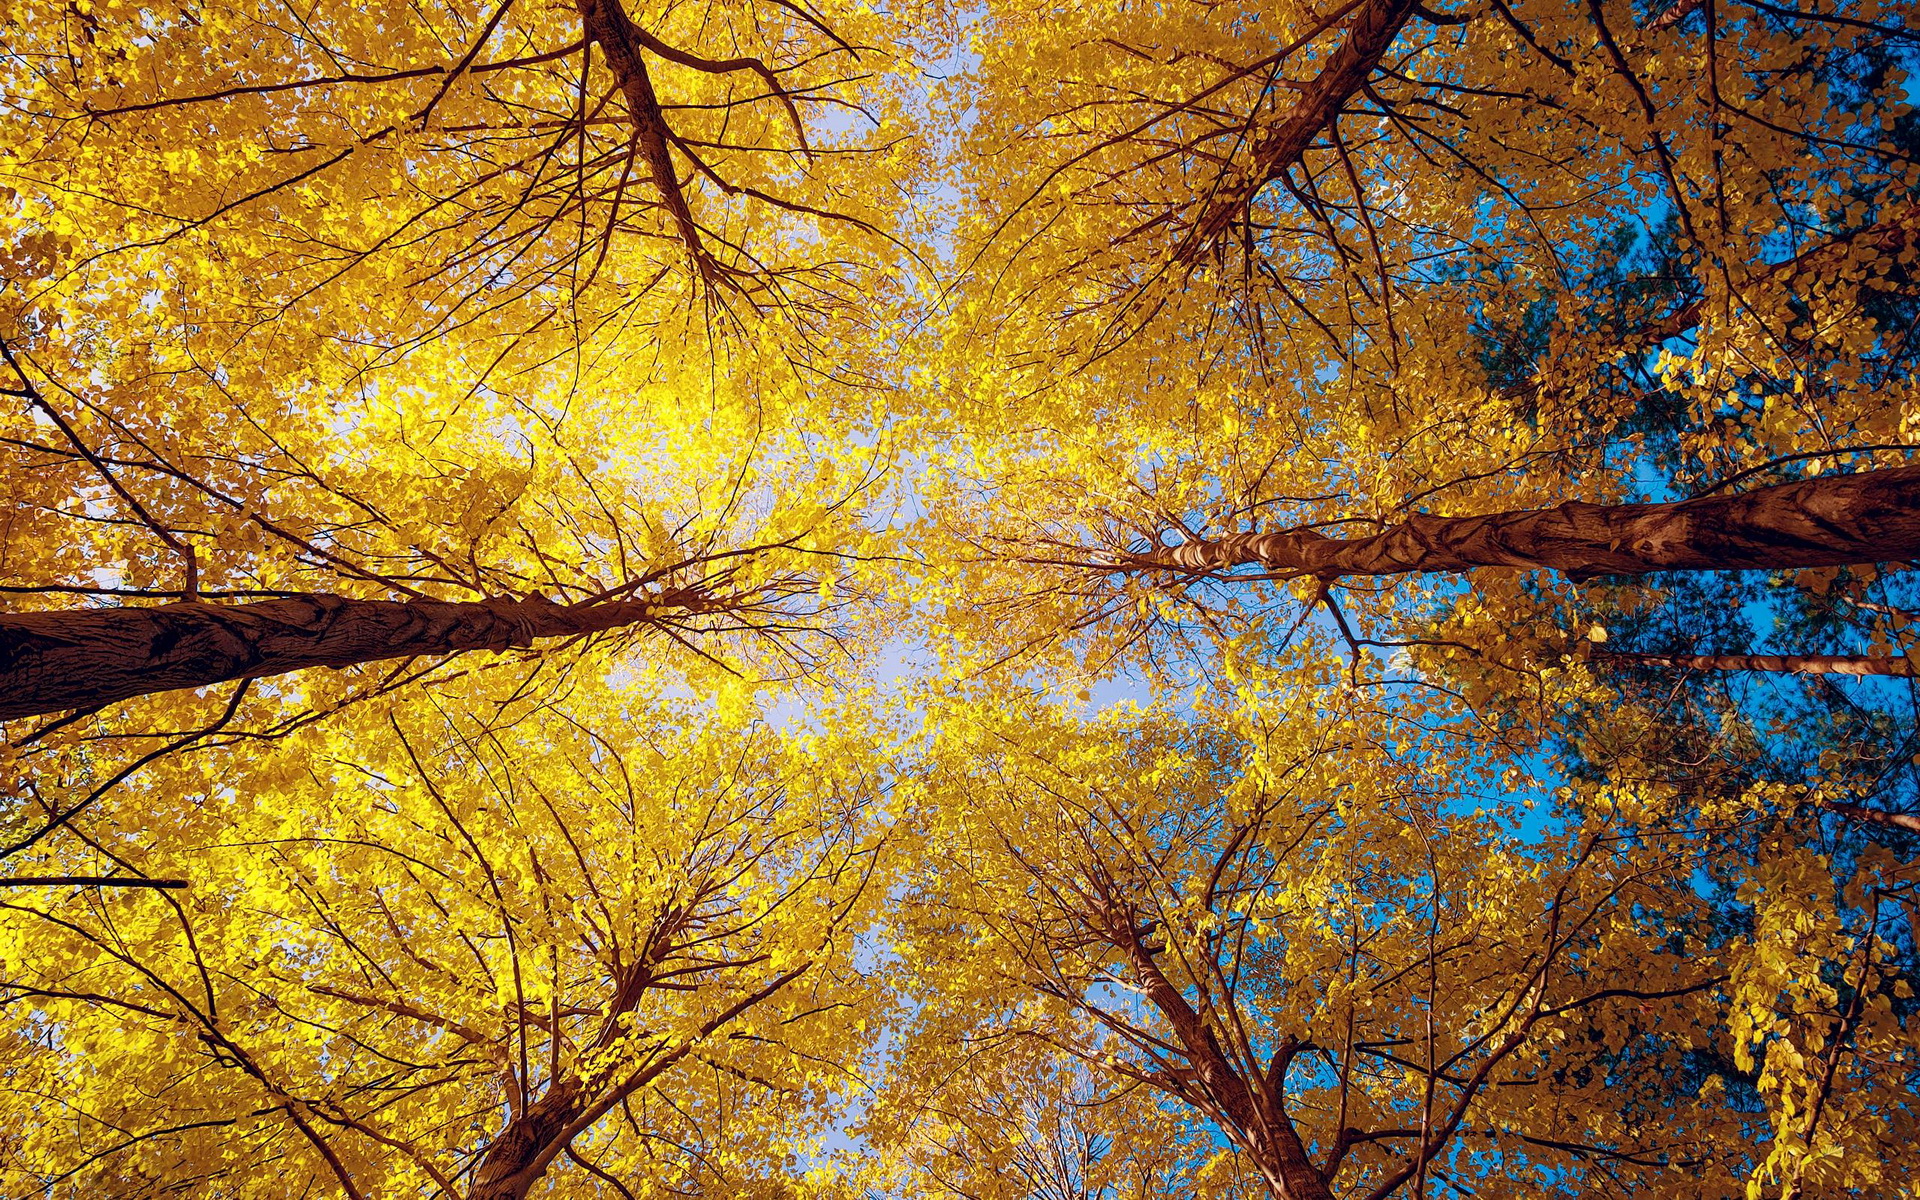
3, 0, 1918, 1195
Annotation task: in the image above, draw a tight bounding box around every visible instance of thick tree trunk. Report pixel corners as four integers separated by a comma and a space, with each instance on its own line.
577, 0, 711, 272
1124, 465, 1920, 583
0, 593, 671, 721
466, 1083, 585, 1200
1820, 800, 1920, 835
462, 962, 805, 1200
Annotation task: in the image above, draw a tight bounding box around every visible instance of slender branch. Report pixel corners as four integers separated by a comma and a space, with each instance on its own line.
1584, 648, 1916, 677
0, 876, 188, 888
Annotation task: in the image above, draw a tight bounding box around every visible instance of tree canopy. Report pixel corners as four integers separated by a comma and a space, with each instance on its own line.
3, 0, 1918, 1196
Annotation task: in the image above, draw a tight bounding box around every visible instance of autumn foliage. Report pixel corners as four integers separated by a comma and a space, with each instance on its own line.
2, 0, 1918, 1197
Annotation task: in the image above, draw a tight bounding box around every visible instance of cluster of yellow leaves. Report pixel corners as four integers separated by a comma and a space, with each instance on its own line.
3, 0, 1919, 1196
1728, 840, 1918, 1200
2, 680, 899, 1198
866, 689, 1764, 1197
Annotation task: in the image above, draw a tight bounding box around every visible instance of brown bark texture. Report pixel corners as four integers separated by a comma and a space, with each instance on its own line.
1179, 0, 1420, 257
0, 593, 665, 722
465, 1082, 586, 1200
577, 0, 711, 272
1820, 801, 1920, 835
1646, 0, 1704, 30
1104, 905, 1332, 1200
1124, 465, 1920, 583
463, 961, 805, 1200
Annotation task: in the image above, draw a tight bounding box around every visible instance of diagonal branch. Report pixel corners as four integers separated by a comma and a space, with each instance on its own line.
576, 0, 720, 281
1177, 0, 1423, 260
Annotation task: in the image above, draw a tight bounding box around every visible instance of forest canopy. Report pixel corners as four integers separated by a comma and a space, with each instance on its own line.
2, 0, 1918, 1196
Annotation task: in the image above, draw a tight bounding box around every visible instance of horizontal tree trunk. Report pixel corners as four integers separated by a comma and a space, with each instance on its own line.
1820, 800, 1920, 835
1122, 465, 1920, 583
0, 593, 672, 722
1587, 649, 1916, 677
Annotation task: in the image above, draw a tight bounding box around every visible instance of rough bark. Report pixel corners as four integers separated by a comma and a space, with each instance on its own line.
466, 1081, 586, 1200
577, 0, 712, 274
1587, 649, 1916, 677
1121, 465, 1920, 583
463, 962, 806, 1200
1646, 0, 1703, 30
1178, 0, 1421, 258
1820, 800, 1920, 835
1106, 906, 1332, 1200
0, 593, 673, 721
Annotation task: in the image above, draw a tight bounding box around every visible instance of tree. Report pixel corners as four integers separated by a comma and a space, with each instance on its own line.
916, 0, 1920, 690
0, 0, 912, 723
2, 0, 906, 326
0, 688, 893, 1199
875, 695, 1837, 1200
5, 0, 1920, 1196
1095, 463, 1920, 582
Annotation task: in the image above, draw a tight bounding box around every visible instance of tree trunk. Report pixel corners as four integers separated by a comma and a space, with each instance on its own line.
577, 0, 711, 273
0, 593, 675, 722
462, 962, 805, 1200
1179, 0, 1421, 257
466, 1083, 585, 1200
1820, 800, 1920, 835
1123, 465, 1920, 583
1111, 919, 1334, 1200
